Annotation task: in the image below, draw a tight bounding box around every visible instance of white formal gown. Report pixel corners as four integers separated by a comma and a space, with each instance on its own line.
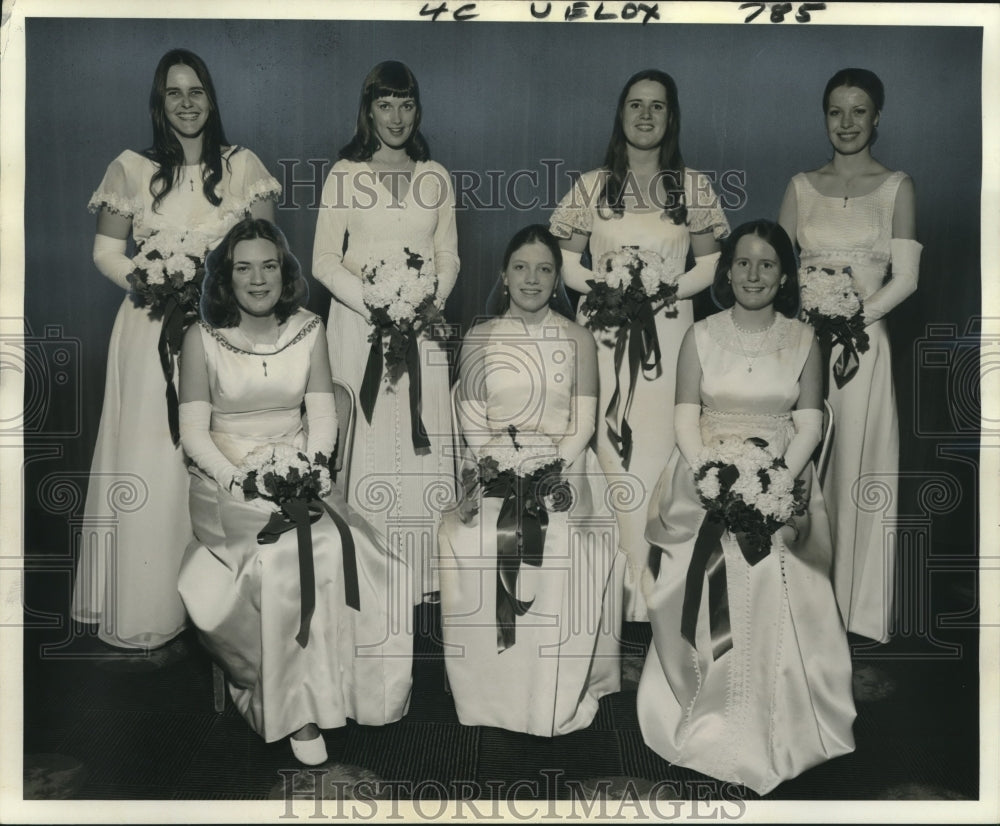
72, 147, 281, 648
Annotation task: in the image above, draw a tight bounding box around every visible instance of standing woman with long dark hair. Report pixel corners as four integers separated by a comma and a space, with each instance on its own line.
72, 49, 281, 649
312, 60, 459, 606
550, 69, 730, 621
779, 68, 920, 643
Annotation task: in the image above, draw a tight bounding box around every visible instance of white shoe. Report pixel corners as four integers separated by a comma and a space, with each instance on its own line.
290, 733, 328, 766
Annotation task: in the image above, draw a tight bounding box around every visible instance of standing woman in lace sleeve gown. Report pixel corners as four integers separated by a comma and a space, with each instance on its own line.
71, 49, 281, 650
779, 69, 921, 643
549, 69, 730, 621
313, 61, 459, 605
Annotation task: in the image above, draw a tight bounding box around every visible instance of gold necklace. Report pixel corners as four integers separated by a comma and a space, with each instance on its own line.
730, 312, 776, 373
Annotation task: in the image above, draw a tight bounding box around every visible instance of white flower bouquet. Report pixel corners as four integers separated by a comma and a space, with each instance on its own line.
798, 264, 870, 387
694, 436, 807, 562
361, 247, 445, 382
127, 228, 210, 322
580, 246, 678, 332
460, 425, 572, 516
239, 444, 332, 511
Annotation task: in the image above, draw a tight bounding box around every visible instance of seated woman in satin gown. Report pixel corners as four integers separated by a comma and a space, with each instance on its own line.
177, 218, 412, 766
438, 225, 625, 737
636, 220, 856, 795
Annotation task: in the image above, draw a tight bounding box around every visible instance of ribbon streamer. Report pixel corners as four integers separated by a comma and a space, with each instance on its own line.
359, 336, 383, 425
832, 337, 861, 389
157, 297, 186, 446
404, 332, 431, 451
257, 496, 362, 649
682, 513, 777, 660
604, 300, 661, 468
484, 474, 548, 652
358, 332, 431, 452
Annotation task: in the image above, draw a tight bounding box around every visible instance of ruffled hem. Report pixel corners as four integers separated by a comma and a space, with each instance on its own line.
87, 190, 138, 217
549, 203, 591, 237
244, 177, 283, 208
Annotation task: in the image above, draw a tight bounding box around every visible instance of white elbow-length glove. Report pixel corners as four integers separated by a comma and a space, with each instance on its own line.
782, 408, 824, 479
179, 401, 242, 492
557, 395, 597, 467
674, 403, 704, 468
304, 392, 338, 459
560, 249, 595, 294
863, 238, 922, 325
675, 251, 721, 300
93, 235, 135, 290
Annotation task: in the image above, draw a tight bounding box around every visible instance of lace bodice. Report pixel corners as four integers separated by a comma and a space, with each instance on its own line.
695, 311, 814, 454
793, 170, 907, 297
88, 147, 281, 250
550, 168, 730, 279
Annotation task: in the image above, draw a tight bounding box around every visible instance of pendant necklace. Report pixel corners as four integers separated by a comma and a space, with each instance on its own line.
731, 312, 776, 373
236, 326, 279, 376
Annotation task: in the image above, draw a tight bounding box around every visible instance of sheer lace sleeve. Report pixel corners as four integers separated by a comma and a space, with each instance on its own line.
227, 147, 282, 212
686, 170, 730, 240
549, 170, 603, 239
87, 151, 141, 217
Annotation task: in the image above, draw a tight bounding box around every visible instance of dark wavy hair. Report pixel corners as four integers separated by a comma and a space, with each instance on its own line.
711, 220, 800, 318
484, 225, 575, 320
600, 69, 686, 225
823, 67, 885, 148
144, 49, 232, 213
201, 218, 308, 328
338, 61, 430, 162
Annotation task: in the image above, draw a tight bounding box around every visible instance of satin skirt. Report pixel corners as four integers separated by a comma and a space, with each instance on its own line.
72, 298, 191, 649
438, 450, 625, 736
179, 469, 413, 742
637, 450, 856, 794
825, 320, 898, 643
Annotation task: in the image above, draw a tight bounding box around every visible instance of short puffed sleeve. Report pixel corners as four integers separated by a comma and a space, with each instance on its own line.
685, 170, 730, 240
549, 170, 604, 238
227, 147, 282, 210
87, 150, 143, 217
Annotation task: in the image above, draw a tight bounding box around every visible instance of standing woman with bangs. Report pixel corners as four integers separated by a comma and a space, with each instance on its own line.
550, 69, 730, 621
313, 60, 459, 605
72, 49, 281, 650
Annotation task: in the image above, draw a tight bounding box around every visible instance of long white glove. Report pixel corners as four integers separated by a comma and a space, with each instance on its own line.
783, 408, 824, 479
304, 391, 338, 459
557, 395, 597, 467
179, 401, 242, 491
863, 238, 922, 324
560, 249, 595, 294
457, 398, 492, 455
675, 251, 721, 300
93, 234, 134, 290
674, 403, 703, 468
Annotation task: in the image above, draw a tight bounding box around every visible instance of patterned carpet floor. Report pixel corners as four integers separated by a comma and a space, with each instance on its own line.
22, 591, 980, 806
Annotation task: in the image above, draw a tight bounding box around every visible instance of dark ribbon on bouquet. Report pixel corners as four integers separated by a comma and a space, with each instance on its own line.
681, 498, 773, 661
359, 331, 431, 452
830, 337, 861, 389
604, 300, 661, 469
257, 497, 361, 648
156, 296, 188, 446
482, 474, 549, 652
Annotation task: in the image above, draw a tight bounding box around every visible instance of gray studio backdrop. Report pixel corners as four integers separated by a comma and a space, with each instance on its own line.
23, 18, 982, 572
